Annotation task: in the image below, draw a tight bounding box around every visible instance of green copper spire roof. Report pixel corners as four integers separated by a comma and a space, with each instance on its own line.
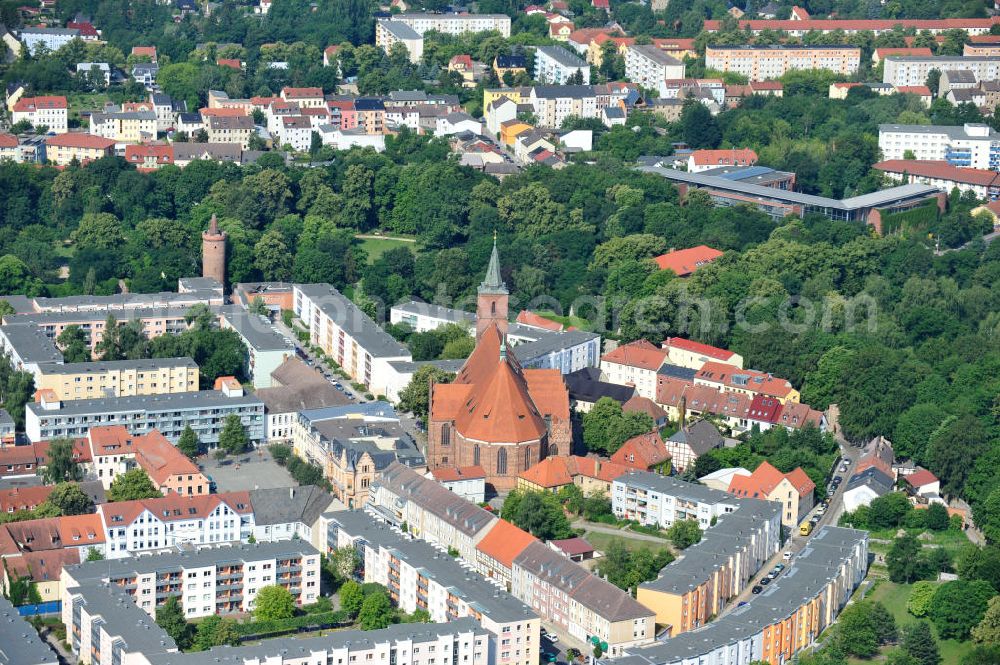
478, 236, 508, 295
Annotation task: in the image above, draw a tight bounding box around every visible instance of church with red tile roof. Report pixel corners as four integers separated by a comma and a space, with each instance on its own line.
426, 241, 571, 490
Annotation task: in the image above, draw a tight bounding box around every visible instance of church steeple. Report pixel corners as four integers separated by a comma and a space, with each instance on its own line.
479, 234, 508, 296
476, 235, 509, 342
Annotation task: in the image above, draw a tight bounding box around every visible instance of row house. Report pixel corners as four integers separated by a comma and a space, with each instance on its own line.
205, 113, 254, 147
705, 45, 861, 80
607, 527, 868, 665
88, 110, 157, 143
124, 143, 173, 170
96, 492, 254, 557
44, 133, 114, 166
86, 425, 209, 495
329, 510, 540, 665
612, 471, 781, 636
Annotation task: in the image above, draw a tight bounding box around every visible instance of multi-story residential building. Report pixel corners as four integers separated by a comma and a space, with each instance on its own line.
150, 92, 185, 132
19, 26, 79, 54
89, 111, 157, 143
662, 337, 743, 370
702, 15, 1000, 36
217, 306, 290, 388
604, 526, 868, 665
329, 510, 540, 665
250, 485, 337, 548
0, 132, 19, 161
278, 114, 312, 151
694, 361, 800, 403
528, 84, 598, 127
392, 12, 511, 37
882, 55, 1000, 87
705, 45, 860, 79
879, 122, 1000, 169
43, 133, 115, 165
63, 540, 320, 620
25, 383, 264, 444
12, 95, 68, 132
600, 339, 667, 400
534, 46, 591, 84
0, 595, 59, 664
517, 454, 630, 494
687, 148, 758, 172
376, 20, 425, 63
390, 300, 476, 332
294, 284, 412, 396
0, 322, 64, 376
368, 463, 655, 656
280, 86, 325, 108
624, 45, 685, 95
728, 461, 815, 529
96, 492, 255, 557
874, 159, 1000, 199
205, 113, 254, 146
292, 402, 425, 508
124, 143, 174, 170
6, 307, 196, 350
613, 471, 781, 635
85, 425, 209, 495
35, 357, 199, 401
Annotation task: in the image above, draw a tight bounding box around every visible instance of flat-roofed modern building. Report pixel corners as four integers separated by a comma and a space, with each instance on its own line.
393, 12, 511, 36
705, 45, 861, 79
375, 19, 425, 63
0, 322, 64, 377
625, 45, 686, 96
390, 300, 475, 333
878, 122, 1000, 169
25, 383, 264, 444
217, 306, 290, 388
0, 595, 59, 664
535, 45, 591, 84
637, 162, 944, 233
328, 510, 540, 665
35, 357, 199, 401
4, 307, 198, 349
883, 55, 1000, 87
294, 284, 412, 397
604, 526, 868, 665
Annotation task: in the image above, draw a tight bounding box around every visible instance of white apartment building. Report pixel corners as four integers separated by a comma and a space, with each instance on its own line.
883, 55, 1000, 87
19, 27, 79, 54
624, 45, 686, 96
293, 284, 412, 397
97, 493, 255, 557
528, 85, 599, 127
878, 122, 1000, 169
11, 96, 68, 133
390, 300, 475, 333
534, 45, 591, 84
376, 20, 425, 63
599, 340, 666, 400
88, 111, 158, 143
705, 45, 861, 79
392, 12, 511, 37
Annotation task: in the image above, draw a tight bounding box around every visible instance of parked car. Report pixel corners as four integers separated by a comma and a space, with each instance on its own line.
751, 585, 763, 594
783, 551, 793, 560
760, 577, 770, 586
774, 563, 785, 571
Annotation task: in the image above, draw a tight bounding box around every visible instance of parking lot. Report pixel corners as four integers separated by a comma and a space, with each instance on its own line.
199, 451, 299, 492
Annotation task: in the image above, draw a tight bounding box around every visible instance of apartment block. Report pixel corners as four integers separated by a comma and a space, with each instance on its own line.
12, 95, 68, 133
624, 45, 685, 96
600, 339, 667, 400
97, 492, 255, 557
25, 384, 264, 444
85, 425, 209, 494
376, 20, 425, 63
44, 133, 115, 166
19, 27, 80, 54
0, 595, 58, 664
606, 527, 868, 665
0, 322, 64, 377
534, 46, 591, 84
63, 540, 320, 622
612, 471, 781, 636
705, 45, 860, 79
293, 284, 412, 396
392, 12, 511, 37
528, 85, 599, 127
879, 122, 1000, 169
205, 114, 254, 146
7, 307, 197, 349
883, 55, 1000, 87
217, 306, 290, 388
88, 111, 158, 143
328, 510, 540, 665
35, 357, 199, 401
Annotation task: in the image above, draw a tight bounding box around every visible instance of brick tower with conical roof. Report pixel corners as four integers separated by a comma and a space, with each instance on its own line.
201, 214, 227, 285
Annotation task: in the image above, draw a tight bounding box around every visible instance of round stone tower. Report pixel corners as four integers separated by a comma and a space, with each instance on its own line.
201, 214, 227, 285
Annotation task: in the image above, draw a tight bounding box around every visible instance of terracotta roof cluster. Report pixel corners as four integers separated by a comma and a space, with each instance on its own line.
97, 491, 252, 528
611, 430, 671, 470
704, 16, 1000, 32
728, 460, 815, 499
13, 95, 68, 112
663, 336, 737, 362
516, 309, 566, 332
518, 455, 630, 488
0, 485, 54, 514
131, 46, 157, 59
904, 469, 938, 489
0, 133, 18, 148
475, 518, 535, 567
653, 245, 724, 276
132, 430, 203, 486
125, 144, 174, 169
622, 394, 668, 422
45, 133, 115, 149
450, 54, 473, 69
874, 47, 933, 59
895, 85, 932, 95
281, 86, 324, 98
0, 513, 104, 556
874, 160, 1000, 188
695, 361, 797, 400
689, 148, 758, 168
433, 325, 569, 444
600, 339, 667, 371
854, 436, 894, 476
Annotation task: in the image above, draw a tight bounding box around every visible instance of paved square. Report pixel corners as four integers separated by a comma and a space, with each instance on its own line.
199, 451, 298, 492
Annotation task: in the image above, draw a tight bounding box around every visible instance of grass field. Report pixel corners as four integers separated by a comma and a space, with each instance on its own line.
534, 310, 595, 331
355, 234, 417, 264
582, 530, 671, 555
863, 580, 972, 665
66, 92, 112, 124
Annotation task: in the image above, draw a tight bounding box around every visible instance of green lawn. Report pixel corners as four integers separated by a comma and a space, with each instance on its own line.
66, 92, 112, 124
865, 580, 973, 665
534, 310, 595, 331
583, 530, 672, 555
355, 234, 418, 264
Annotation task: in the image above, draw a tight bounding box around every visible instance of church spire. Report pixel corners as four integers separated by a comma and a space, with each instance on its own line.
479, 234, 508, 295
